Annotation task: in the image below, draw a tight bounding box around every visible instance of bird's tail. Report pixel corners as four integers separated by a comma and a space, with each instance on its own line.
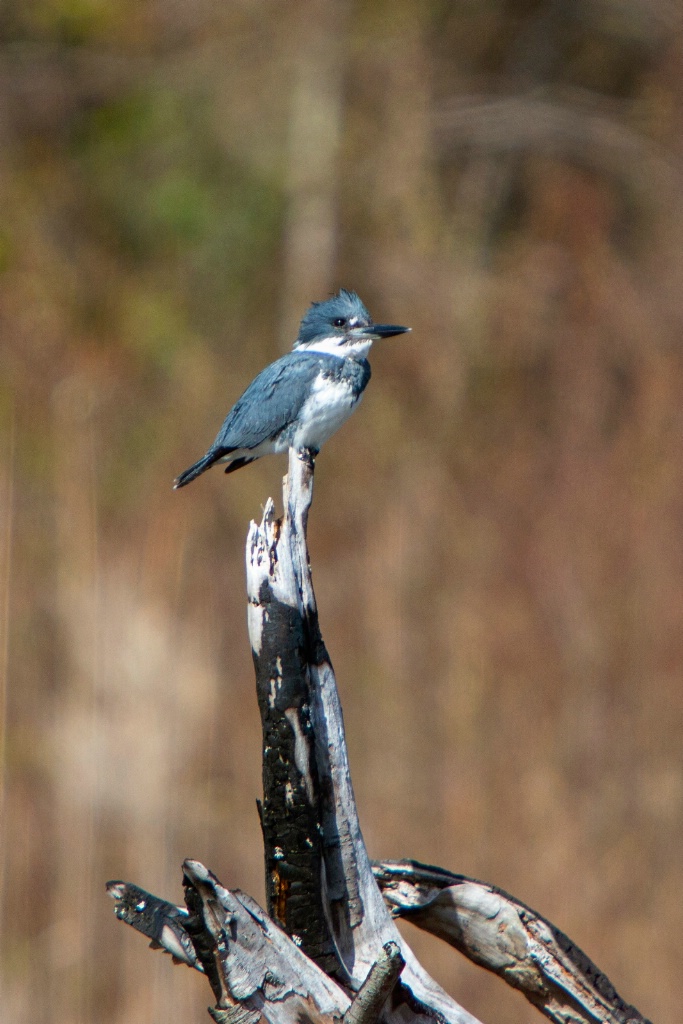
173, 452, 220, 489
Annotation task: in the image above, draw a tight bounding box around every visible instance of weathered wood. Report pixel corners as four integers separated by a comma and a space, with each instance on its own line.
108, 864, 406, 1024
373, 859, 652, 1024
249, 473, 337, 974
109, 447, 652, 1024
246, 449, 482, 1024
341, 942, 405, 1024
208, 1006, 261, 1024
106, 879, 203, 971
109, 865, 351, 1024
107, 856, 653, 1024
182, 859, 350, 1023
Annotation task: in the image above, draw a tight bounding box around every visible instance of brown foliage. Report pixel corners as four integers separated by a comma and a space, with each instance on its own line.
0, 3, 681, 1022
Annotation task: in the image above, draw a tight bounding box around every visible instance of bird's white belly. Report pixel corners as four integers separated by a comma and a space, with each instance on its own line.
292, 376, 359, 450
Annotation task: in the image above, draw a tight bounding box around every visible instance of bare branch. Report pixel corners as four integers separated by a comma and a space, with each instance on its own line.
373, 860, 652, 1024
208, 1006, 261, 1024
106, 879, 202, 971
248, 456, 337, 975
246, 449, 482, 1024
108, 865, 406, 1024
111, 445, 650, 1024
110, 861, 352, 1024
434, 93, 683, 201
342, 942, 405, 1024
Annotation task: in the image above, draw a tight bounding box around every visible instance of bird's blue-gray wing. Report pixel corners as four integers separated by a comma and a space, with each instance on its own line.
174, 353, 327, 488
210, 352, 325, 453
173, 352, 366, 488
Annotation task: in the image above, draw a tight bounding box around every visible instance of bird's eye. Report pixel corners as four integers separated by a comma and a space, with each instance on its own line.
333, 317, 347, 328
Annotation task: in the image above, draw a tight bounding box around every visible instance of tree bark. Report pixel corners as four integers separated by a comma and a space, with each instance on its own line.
373, 859, 652, 1024
246, 449, 481, 1024
107, 448, 652, 1024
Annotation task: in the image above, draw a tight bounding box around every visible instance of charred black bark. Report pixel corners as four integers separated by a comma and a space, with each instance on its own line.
108, 451, 652, 1024
252, 577, 339, 977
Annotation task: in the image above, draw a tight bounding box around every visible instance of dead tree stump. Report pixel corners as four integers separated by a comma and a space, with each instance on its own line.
109, 448, 652, 1024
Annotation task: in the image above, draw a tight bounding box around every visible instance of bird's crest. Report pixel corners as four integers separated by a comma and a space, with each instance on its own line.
295, 289, 371, 348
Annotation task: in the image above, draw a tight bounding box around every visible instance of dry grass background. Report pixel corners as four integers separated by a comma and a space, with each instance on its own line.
1, 2, 682, 1022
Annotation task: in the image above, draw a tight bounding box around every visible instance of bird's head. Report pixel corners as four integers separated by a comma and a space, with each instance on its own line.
294, 289, 410, 359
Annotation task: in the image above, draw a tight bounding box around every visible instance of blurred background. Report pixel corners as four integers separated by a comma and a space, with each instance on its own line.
1, 1, 682, 1022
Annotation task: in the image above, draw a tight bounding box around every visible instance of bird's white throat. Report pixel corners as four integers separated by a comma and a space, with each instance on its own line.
297, 336, 374, 360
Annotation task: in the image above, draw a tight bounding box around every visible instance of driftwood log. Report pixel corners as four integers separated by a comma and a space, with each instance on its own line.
109, 448, 651, 1024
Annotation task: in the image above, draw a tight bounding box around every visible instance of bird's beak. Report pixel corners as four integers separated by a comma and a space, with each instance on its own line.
351, 324, 411, 340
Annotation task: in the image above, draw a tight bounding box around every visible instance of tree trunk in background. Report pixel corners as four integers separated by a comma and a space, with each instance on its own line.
279, 0, 350, 347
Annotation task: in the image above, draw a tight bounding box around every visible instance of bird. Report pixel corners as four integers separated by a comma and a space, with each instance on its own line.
173, 289, 410, 488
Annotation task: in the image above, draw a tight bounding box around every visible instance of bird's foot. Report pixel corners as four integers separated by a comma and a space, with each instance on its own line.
297, 447, 318, 470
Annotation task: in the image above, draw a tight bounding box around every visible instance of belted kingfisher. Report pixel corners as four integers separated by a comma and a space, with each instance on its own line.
174, 289, 410, 488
